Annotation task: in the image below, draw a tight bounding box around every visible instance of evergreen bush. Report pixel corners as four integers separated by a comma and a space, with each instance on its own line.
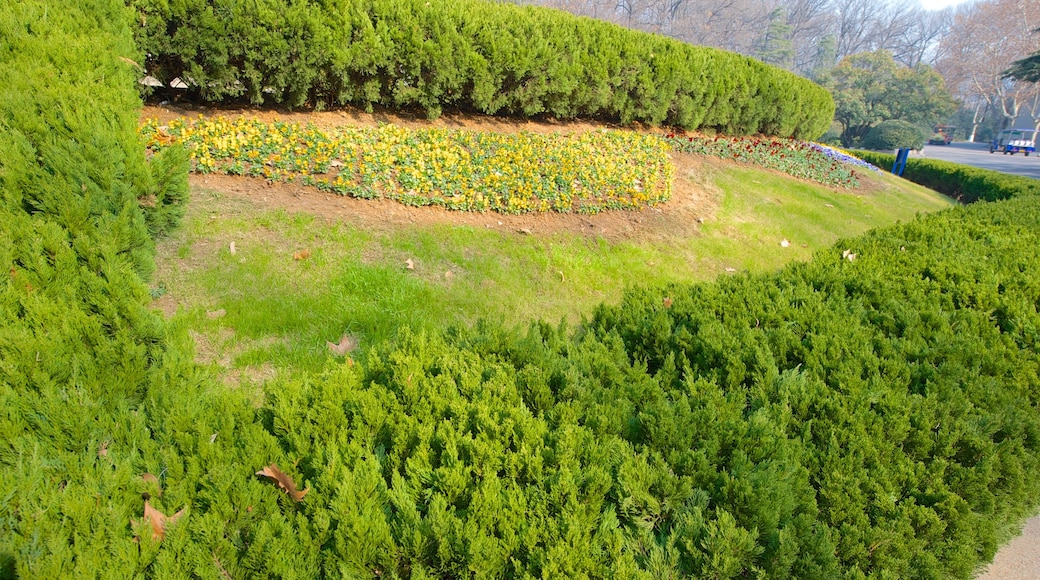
861, 120, 928, 150
849, 151, 1040, 203
127, 0, 834, 138
5, 0, 1040, 576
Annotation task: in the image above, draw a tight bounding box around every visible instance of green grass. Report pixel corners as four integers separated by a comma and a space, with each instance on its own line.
152, 162, 952, 378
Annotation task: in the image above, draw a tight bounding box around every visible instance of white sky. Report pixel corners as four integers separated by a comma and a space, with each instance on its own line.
919, 0, 975, 10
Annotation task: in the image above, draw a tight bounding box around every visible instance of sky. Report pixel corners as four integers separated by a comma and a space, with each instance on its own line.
919, 0, 976, 10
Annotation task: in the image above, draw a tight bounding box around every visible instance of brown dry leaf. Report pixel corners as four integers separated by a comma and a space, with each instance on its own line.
662, 297, 673, 308
293, 249, 311, 261
326, 333, 359, 357
97, 440, 110, 458
405, 258, 415, 270
135, 500, 185, 541
256, 464, 309, 502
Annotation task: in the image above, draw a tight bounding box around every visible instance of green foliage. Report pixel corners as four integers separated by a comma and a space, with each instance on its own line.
588, 192, 1040, 577
1004, 46, 1040, 83
127, 0, 834, 138
849, 151, 1040, 203
862, 119, 928, 150
664, 133, 861, 187
4, 0, 1040, 577
820, 50, 955, 148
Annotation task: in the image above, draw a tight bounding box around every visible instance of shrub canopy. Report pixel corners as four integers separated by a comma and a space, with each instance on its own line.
129, 0, 835, 138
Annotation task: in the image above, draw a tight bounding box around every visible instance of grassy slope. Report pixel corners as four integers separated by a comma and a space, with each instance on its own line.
152, 161, 951, 378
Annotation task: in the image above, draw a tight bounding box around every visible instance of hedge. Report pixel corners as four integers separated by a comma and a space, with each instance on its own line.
5, 0, 1040, 576
850, 150, 1040, 203
127, 0, 834, 139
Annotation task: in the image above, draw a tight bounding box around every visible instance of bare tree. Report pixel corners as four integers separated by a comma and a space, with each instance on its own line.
936, 0, 1040, 136
521, 0, 956, 77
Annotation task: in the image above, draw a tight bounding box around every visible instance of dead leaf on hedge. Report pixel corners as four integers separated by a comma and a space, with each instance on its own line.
662, 297, 673, 308
134, 500, 185, 542
326, 333, 359, 357
256, 464, 309, 502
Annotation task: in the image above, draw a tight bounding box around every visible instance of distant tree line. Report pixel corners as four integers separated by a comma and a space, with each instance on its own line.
507, 0, 953, 77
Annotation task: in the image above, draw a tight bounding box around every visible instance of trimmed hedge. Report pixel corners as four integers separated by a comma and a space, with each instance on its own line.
6, 0, 1040, 576
128, 0, 834, 138
850, 151, 1040, 203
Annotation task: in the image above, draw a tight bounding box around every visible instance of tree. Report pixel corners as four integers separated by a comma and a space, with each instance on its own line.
936, 0, 1040, 137
755, 8, 795, 68
1003, 28, 1040, 82
821, 50, 956, 147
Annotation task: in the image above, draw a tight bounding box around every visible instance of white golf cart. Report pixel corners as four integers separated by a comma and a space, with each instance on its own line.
990, 129, 1036, 156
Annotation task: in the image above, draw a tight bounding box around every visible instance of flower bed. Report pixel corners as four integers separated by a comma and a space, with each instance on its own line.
664, 134, 865, 187
141, 117, 674, 214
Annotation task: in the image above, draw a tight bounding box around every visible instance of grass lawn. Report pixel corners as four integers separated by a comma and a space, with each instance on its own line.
151, 159, 952, 384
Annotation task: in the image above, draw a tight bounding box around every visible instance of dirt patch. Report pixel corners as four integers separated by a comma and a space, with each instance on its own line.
151, 292, 180, 318
187, 169, 714, 244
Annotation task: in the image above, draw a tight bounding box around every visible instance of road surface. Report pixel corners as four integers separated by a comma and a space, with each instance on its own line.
919, 140, 1040, 180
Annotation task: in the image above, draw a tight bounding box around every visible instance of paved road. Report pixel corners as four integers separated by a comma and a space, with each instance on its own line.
919, 140, 1040, 180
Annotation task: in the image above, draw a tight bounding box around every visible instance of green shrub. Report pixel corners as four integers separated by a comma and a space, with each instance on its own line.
849, 151, 1040, 203
862, 120, 928, 150
127, 0, 834, 138
6, 0, 1040, 577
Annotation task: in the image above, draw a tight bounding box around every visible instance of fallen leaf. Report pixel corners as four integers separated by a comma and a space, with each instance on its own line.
405, 258, 415, 270
135, 500, 185, 541
326, 333, 359, 357
519, 228, 532, 235
229, 241, 236, 255
780, 239, 790, 248
293, 249, 311, 261
662, 297, 673, 308
209, 433, 218, 444
256, 464, 309, 502
206, 309, 226, 319
725, 267, 737, 272
98, 440, 110, 458
842, 249, 858, 262
444, 271, 453, 280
